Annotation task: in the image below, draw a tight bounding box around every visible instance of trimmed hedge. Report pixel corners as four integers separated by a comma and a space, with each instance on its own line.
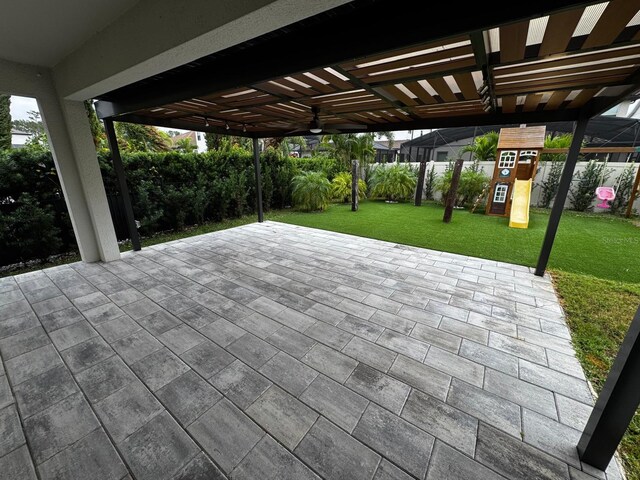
0, 146, 309, 266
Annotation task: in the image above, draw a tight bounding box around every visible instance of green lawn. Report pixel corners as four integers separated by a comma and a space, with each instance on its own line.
275, 200, 640, 283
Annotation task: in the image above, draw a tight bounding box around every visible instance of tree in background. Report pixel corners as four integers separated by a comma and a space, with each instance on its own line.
264, 136, 307, 156
321, 133, 375, 169
569, 160, 609, 211
0, 95, 11, 150
175, 138, 197, 153
609, 163, 635, 215
538, 133, 574, 208
84, 101, 105, 149
376, 131, 395, 151
460, 131, 499, 163
11, 110, 49, 151
115, 122, 171, 152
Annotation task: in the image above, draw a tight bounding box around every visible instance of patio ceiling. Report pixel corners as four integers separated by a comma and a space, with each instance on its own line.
95, 0, 640, 137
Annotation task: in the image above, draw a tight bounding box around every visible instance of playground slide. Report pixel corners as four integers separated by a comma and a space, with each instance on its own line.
509, 179, 532, 229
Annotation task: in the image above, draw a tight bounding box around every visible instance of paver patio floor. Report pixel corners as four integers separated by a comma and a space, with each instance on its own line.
0, 222, 625, 479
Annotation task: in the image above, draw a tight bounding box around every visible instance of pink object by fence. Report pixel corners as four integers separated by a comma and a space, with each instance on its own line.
595, 186, 616, 208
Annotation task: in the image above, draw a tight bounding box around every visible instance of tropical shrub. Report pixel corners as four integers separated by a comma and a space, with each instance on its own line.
291, 155, 342, 180
460, 131, 499, 162
569, 160, 609, 211
292, 171, 332, 211
538, 160, 564, 208
424, 164, 437, 200
369, 164, 417, 202
435, 164, 490, 208
609, 164, 636, 215
331, 172, 367, 202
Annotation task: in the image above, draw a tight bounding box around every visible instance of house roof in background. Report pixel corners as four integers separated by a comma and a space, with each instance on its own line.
400, 115, 640, 149
170, 131, 197, 146
96, 0, 640, 138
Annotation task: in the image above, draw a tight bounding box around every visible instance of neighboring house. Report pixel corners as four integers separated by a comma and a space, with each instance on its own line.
400, 116, 640, 163
374, 140, 404, 163
11, 129, 32, 148
170, 131, 207, 153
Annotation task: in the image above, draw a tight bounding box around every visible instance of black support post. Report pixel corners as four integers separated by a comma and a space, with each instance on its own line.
103, 119, 141, 251
578, 304, 640, 470
253, 138, 264, 222
351, 159, 359, 212
534, 117, 589, 276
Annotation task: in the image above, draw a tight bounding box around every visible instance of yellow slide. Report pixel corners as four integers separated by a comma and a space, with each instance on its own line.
509, 179, 532, 229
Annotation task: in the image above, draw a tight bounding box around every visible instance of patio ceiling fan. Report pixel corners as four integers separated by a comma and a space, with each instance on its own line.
284, 106, 367, 135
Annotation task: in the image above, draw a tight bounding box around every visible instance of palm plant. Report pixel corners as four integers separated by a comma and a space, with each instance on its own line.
321, 133, 375, 169
369, 164, 417, 202
292, 171, 331, 211
331, 172, 367, 202
461, 131, 499, 163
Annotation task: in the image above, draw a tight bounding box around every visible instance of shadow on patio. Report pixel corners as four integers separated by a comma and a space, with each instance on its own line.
0, 222, 624, 479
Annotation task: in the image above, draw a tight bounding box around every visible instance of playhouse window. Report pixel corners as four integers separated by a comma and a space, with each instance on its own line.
493, 184, 508, 203
498, 151, 517, 168
519, 150, 537, 163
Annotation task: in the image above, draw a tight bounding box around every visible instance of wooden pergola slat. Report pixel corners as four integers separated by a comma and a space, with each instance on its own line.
538, 8, 585, 56
582, 0, 640, 49
544, 90, 570, 110
427, 77, 458, 102
501, 95, 518, 113
453, 72, 480, 100
499, 21, 530, 63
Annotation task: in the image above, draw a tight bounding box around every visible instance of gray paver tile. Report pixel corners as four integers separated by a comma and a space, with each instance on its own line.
199, 317, 246, 347
233, 435, 319, 480
24, 391, 99, 464
522, 409, 581, 468
489, 332, 548, 365
188, 399, 264, 474
519, 360, 594, 404
0, 311, 40, 338
61, 336, 114, 373
272, 307, 316, 332
547, 349, 586, 380
376, 329, 430, 362
23, 285, 61, 304
304, 302, 347, 326
299, 374, 369, 433
156, 323, 206, 355
235, 312, 282, 339
397, 304, 441, 327
0, 405, 25, 457
459, 339, 519, 377
259, 351, 318, 396
468, 311, 518, 336
424, 345, 484, 387
476, 423, 570, 480
448, 378, 521, 438
362, 293, 402, 314
174, 452, 226, 480
266, 325, 316, 359
301, 343, 358, 383
107, 288, 145, 307
13, 364, 78, 418
211, 359, 272, 410
246, 385, 318, 449
294, 416, 380, 480
345, 363, 410, 414
369, 310, 414, 335
72, 291, 110, 311
82, 302, 126, 325
121, 411, 199, 480
335, 298, 376, 320
426, 440, 507, 480
38, 307, 83, 333
38, 428, 127, 480
112, 329, 163, 364
137, 309, 181, 336
31, 296, 72, 318
337, 315, 384, 342
556, 394, 592, 431
5, 344, 62, 385
94, 381, 163, 442
354, 403, 434, 478
49, 320, 97, 351
75, 356, 137, 403
0, 375, 11, 409
121, 298, 162, 320
342, 336, 397, 372
401, 389, 478, 457
95, 315, 141, 343
0, 445, 38, 480
156, 370, 221, 427
305, 321, 353, 350
227, 333, 278, 369
411, 322, 462, 353
373, 458, 414, 480
388, 354, 451, 401
0, 326, 49, 359
131, 347, 190, 391
439, 316, 489, 344
484, 368, 558, 419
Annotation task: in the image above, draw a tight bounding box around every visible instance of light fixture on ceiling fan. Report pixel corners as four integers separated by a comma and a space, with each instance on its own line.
309, 106, 323, 134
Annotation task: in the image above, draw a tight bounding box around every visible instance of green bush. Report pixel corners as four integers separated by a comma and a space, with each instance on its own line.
435, 164, 490, 208
570, 160, 609, 211
609, 164, 636, 215
292, 171, 332, 211
291, 155, 343, 180
331, 172, 367, 202
424, 164, 436, 200
369, 164, 417, 202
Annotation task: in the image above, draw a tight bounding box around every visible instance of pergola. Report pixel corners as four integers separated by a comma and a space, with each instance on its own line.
90, 0, 640, 472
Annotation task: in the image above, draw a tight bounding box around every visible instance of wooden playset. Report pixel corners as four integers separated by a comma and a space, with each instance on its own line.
486, 126, 546, 228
